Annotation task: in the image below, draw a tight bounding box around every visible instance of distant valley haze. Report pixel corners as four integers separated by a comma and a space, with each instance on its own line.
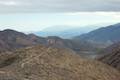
0, 12, 120, 37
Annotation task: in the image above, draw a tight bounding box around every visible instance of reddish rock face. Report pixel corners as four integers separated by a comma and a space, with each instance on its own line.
46, 36, 68, 48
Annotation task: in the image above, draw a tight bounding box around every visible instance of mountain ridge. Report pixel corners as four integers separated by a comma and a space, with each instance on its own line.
75, 23, 120, 45
0, 29, 101, 59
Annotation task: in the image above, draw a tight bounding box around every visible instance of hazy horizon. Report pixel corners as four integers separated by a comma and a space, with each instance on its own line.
0, 12, 120, 32
0, 0, 120, 32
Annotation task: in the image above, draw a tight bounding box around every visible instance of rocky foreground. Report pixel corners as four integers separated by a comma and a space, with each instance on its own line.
0, 45, 119, 80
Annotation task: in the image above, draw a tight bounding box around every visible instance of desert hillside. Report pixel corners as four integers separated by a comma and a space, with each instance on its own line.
0, 45, 119, 80
99, 43, 120, 71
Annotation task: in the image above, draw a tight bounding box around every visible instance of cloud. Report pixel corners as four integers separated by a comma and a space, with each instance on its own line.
0, 1, 17, 6
0, 0, 120, 13
64, 12, 120, 16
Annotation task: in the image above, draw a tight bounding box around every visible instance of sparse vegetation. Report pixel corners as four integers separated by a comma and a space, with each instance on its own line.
0, 45, 119, 80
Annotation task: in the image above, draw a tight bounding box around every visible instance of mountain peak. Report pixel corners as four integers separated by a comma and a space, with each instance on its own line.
2, 29, 18, 33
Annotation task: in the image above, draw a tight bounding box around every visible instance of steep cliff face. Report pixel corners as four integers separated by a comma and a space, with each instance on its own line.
0, 45, 119, 80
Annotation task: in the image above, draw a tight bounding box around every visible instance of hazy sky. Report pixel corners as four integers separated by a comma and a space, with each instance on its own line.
0, 0, 120, 12
0, 0, 120, 32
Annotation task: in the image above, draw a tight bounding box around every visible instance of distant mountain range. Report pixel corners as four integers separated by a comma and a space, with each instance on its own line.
75, 23, 120, 46
34, 23, 120, 49
1, 23, 120, 58
0, 29, 101, 59
0, 45, 119, 80
34, 25, 101, 38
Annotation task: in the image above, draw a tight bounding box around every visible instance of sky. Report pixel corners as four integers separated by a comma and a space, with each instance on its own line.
0, 0, 120, 12
0, 0, 120, 32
